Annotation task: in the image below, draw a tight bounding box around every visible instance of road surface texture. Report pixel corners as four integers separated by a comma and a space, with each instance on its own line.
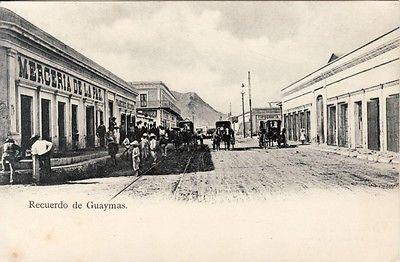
0, 138, 398, 261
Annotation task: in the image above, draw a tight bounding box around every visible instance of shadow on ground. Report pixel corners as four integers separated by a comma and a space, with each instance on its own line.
146, 145, 215, 176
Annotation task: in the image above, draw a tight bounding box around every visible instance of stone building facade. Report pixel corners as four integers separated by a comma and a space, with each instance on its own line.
281, 28, 399, 152
130, 81, 181, 128
0, 8, 138, 151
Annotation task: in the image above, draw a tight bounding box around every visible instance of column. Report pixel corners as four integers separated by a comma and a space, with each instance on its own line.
347, 93, 352, 148
66, 94, 73, 149
34, 86, 41, 136
362, 90, 368, 149
103, 89, 109, 129
310, 91, 317, 143
379, 84, 386, 151
7, 48, 18, 135
51, 90, 58, 149
79, 97, 86, 148
334, 97, 339, 146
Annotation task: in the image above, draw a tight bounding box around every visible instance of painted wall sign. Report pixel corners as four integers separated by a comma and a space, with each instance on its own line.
116, 98, 135, 110
18, 55, 103, 101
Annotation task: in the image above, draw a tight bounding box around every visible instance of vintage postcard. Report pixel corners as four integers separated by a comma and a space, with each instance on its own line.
0, 1, 398, 261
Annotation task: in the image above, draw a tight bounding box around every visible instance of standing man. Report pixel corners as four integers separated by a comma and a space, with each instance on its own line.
30, 135, 53, 184
96, 121, 107, 149
1, 138, 21, 184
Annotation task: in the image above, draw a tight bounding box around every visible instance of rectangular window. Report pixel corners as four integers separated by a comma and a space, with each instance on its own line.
140, 94, 147, 107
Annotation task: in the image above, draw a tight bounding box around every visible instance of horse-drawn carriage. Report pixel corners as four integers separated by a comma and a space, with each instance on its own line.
177, 121, 196, 149
258, 120, 282, 148
213, 121, 235, 150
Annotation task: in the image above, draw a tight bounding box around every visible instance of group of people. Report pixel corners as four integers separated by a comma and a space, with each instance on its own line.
212, 126, 235, 150
99, 120, 171, 176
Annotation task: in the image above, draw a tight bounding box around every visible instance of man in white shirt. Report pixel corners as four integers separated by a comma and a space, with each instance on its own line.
30, 135, 53, 183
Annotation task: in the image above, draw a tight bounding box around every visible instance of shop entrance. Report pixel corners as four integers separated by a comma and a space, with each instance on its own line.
354, 101, 363, 148
367, 98, 380, 151
20, 95, 33, 152
386, 94, 399, 152
72, 104, 79, 148
327, 105, 336, 145
305, 110, 310, 142
58, 102, 66, 150
338, 103, 348, 147
41, 99, 51, 141
120, 114, 126, 143
86, 106, 95, 147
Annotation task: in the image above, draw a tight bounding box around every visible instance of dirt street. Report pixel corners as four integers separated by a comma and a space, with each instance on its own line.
0, 138, 397, 201
118, 138, 398, 201
0, 138, 398, 261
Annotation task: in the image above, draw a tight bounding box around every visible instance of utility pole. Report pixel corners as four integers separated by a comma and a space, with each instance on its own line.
241, 83, 246, 138
248, 71, 253, 138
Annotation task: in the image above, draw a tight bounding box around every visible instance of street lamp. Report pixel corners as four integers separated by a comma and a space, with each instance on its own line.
241, 83, 246, 138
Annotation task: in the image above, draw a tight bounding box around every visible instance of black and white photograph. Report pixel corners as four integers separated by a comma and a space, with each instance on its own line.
0, 1, 398, 261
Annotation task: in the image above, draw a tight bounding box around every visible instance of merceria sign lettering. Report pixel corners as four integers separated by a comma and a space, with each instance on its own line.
18, 55, 103, 101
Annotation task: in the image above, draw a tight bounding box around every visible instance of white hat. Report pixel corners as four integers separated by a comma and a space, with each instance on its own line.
130, 140, 139, 146
149, 133, 156, 137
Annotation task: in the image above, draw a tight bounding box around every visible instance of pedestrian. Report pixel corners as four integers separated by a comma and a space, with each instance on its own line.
279, 128, 287, 147
30, 135, 53, 183
1, 138, 21, 184
131, 140, 140, 176
121, 136, 131, 160
149, 133, 158, 164
140, 133, 150, 161
300, 129, 306, 145
96, 121, 107, 148
160, 132, 168, 157
109, 117, 119, 137
107, 137, 119, 166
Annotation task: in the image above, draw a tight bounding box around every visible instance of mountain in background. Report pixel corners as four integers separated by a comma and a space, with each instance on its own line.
172, 91, 227, 127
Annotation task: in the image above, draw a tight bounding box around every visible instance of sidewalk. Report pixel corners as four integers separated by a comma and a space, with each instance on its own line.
304, 143, 399, 165
0, 147, 128, 185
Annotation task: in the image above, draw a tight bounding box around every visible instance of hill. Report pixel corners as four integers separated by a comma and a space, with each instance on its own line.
172, 91, 227, 127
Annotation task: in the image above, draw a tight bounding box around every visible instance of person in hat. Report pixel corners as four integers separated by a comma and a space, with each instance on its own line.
131, 140, 140, 176
121, 136, 131, 160
30, 135, 53, 183
159, 130, 168, 157
1, 138, 21, 184
107, 136, 119, 166
96, 120, 107, 149
140, 133, 150, 161
109, 117, 119, 137
149, 133, 158, 164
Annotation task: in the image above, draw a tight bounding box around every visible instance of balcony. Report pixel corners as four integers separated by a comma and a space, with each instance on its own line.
138, 100, 181, 116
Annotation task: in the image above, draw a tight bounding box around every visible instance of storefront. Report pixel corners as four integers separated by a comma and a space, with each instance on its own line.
0, 8, 138, 151
281, 27, 399, 152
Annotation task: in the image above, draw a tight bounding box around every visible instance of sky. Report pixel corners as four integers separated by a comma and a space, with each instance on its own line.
1, 2, 398, 115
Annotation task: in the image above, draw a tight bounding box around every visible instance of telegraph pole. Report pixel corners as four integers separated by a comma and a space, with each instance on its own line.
248, 71, 253, 138
241, 83, 246, 138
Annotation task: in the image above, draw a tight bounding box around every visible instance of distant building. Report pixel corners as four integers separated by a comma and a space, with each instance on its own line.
0, 8, 138, 151
231, 103, 281, 136
129, 81, 181, 128
281, 28, 399, 152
